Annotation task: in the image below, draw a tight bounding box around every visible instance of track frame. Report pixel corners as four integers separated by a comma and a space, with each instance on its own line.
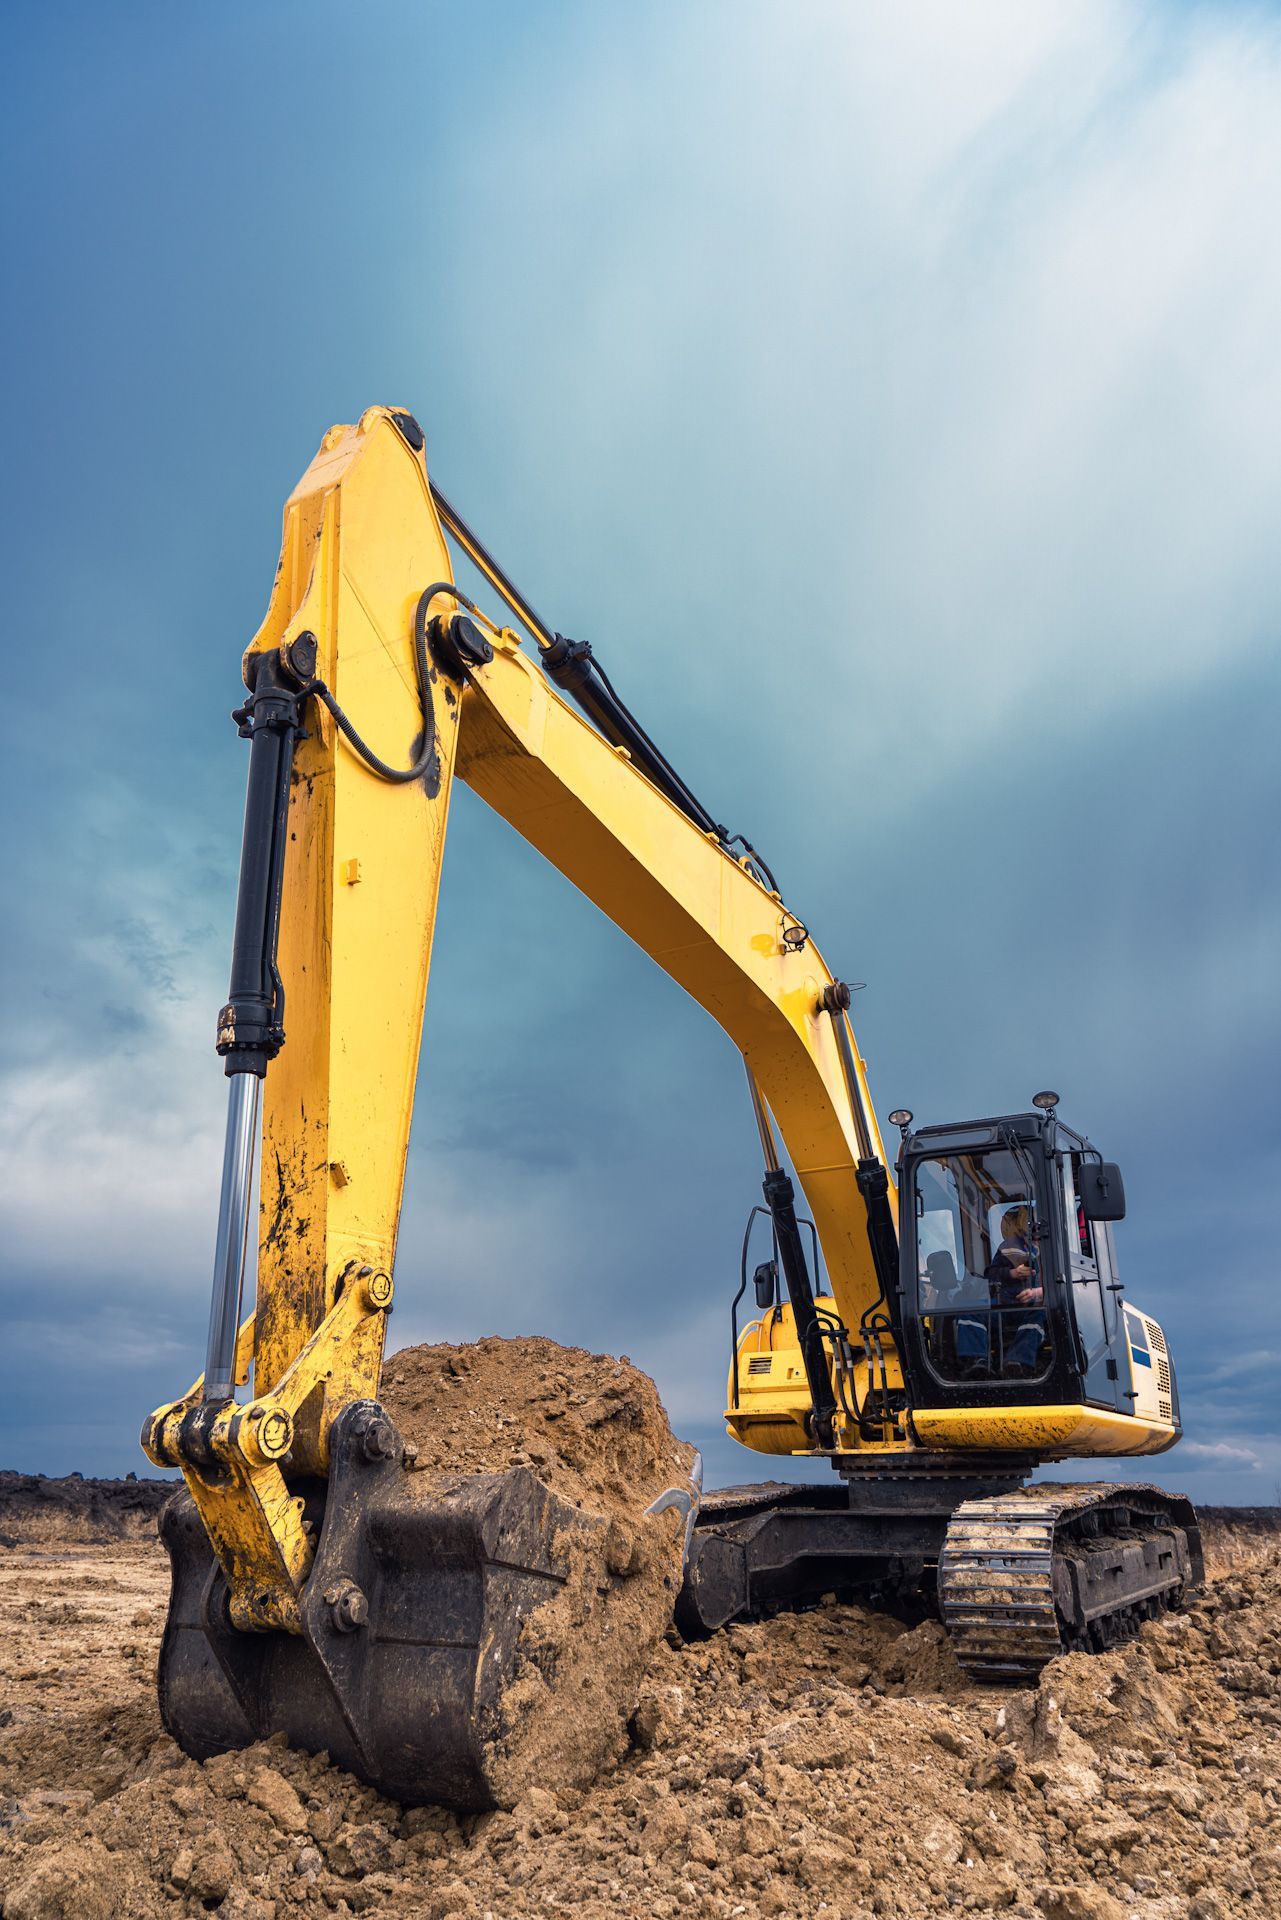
678, 1474, 1201, 1681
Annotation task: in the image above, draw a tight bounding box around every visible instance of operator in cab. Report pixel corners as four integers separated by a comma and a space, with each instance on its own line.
987, 1204, 1045, 1375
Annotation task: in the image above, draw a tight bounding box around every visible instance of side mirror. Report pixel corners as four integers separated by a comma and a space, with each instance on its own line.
753, 1260, 778, 1310
1079, 1161, 1126, 1222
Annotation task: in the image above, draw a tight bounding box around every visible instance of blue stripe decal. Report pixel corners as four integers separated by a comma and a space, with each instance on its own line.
1130, 1346, 1153, 1368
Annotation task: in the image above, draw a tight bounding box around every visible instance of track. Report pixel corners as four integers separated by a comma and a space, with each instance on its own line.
937, 1482, 1202, 1681
677, 1468, 1029, 1635
678, 1474, 1203, 1671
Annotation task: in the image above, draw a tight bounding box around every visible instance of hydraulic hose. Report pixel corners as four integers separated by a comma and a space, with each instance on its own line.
303, 583, 481, 784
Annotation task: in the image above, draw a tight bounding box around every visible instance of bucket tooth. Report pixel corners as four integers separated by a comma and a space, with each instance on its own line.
157, 1401, 597, 1808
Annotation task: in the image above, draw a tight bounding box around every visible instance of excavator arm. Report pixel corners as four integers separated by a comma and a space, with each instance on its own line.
142, 407, 1201, 1806
143, 406, 897, 1638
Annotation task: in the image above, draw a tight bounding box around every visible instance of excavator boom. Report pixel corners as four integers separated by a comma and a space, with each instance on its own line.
144, 406, 1198, 1806
143, 406, 901, 1802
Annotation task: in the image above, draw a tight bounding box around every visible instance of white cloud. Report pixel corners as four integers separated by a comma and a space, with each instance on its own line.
0, 1040, 219, 1281
1202, 1351, 1281, 1387
1179, 1439, 1262, 1470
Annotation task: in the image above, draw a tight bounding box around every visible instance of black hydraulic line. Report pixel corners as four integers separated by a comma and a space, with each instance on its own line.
812, 1302, 861, 1427
302, 584, 479, 785
730, 1203, 775, 1412
217, 646, 315, 1078
742, 1061, 837, 1448
762, 1167, 839, 1451
538, 633, 727, 842
428, 479, 784, 892
722, 832, 780, 896
215, 583, 483, 1077
430, 484, 557, 652
819, 982, 902, 1336
855, 1160, 903, 1340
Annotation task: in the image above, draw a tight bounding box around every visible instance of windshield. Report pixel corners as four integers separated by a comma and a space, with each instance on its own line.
912, 1147, 1052, 1384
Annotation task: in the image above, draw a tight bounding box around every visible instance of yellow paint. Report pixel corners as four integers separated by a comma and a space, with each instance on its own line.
913, 1403, 1178, 1457
144, 1269, 395, 1626
724, 1298, 908, 1455
147, 404, 1184, 1631
181, 1448, 312, 1634
456, 637, 896, 1348
148, 405, 909, 1617
725, 1304, 815, 1455
243, 407, 464, 1444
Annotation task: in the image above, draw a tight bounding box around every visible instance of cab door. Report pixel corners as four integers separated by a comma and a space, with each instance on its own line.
1062, 1155, 1127, 1410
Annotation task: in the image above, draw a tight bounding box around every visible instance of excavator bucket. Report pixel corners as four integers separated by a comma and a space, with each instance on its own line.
156, 1402, 602, 1809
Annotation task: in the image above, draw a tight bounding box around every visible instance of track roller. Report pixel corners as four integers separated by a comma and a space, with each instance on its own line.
938, 1482, 1202, 1681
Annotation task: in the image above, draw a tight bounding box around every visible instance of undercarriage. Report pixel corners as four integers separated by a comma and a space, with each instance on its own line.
678, 1467, 1202, 1681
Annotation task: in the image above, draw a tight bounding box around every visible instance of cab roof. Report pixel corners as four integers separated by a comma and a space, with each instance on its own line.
904, 1112, 1091, 1153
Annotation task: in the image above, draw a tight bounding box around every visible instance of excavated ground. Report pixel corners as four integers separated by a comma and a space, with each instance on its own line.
0, 1346, 1278, 1920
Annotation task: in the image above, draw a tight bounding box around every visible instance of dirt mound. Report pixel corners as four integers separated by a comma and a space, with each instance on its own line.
0, 1471, 172, 1547
3, 1538, 1280, 1918
384, 1338, 699, 1806
2, 1424, 1279, 1917
1199, 1504, 1281, 1574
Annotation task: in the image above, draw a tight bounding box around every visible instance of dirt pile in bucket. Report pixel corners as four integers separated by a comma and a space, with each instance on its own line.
1, 1354, 1278, 1919
380, 1336, 696, 1522
380, 1337, 699, 1805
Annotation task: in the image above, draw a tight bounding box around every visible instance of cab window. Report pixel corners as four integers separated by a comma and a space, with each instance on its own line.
912, 1148, 1053, 1384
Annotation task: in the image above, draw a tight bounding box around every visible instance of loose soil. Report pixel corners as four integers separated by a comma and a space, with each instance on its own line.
1, 1346, 1278, 1920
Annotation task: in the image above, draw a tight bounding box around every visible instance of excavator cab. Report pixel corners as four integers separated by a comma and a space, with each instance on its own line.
691, 1094, 1193, 1658
894, 1100, 1182, 1447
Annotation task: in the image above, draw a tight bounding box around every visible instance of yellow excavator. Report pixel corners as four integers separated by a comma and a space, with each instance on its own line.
143, 405, 1199, 1807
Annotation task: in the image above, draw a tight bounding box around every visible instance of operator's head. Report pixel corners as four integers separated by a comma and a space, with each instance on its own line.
1002, 1204, 1029, 1239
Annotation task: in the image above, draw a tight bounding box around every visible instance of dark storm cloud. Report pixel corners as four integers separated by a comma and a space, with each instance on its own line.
1, 1, 1278, 1500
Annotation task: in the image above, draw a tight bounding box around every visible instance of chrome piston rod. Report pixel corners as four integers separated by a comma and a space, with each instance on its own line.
201, 647, 307, 1405
202, 1072, 260, 1402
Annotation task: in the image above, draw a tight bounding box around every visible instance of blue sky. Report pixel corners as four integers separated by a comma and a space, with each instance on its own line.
1, 1, 1278, 1504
